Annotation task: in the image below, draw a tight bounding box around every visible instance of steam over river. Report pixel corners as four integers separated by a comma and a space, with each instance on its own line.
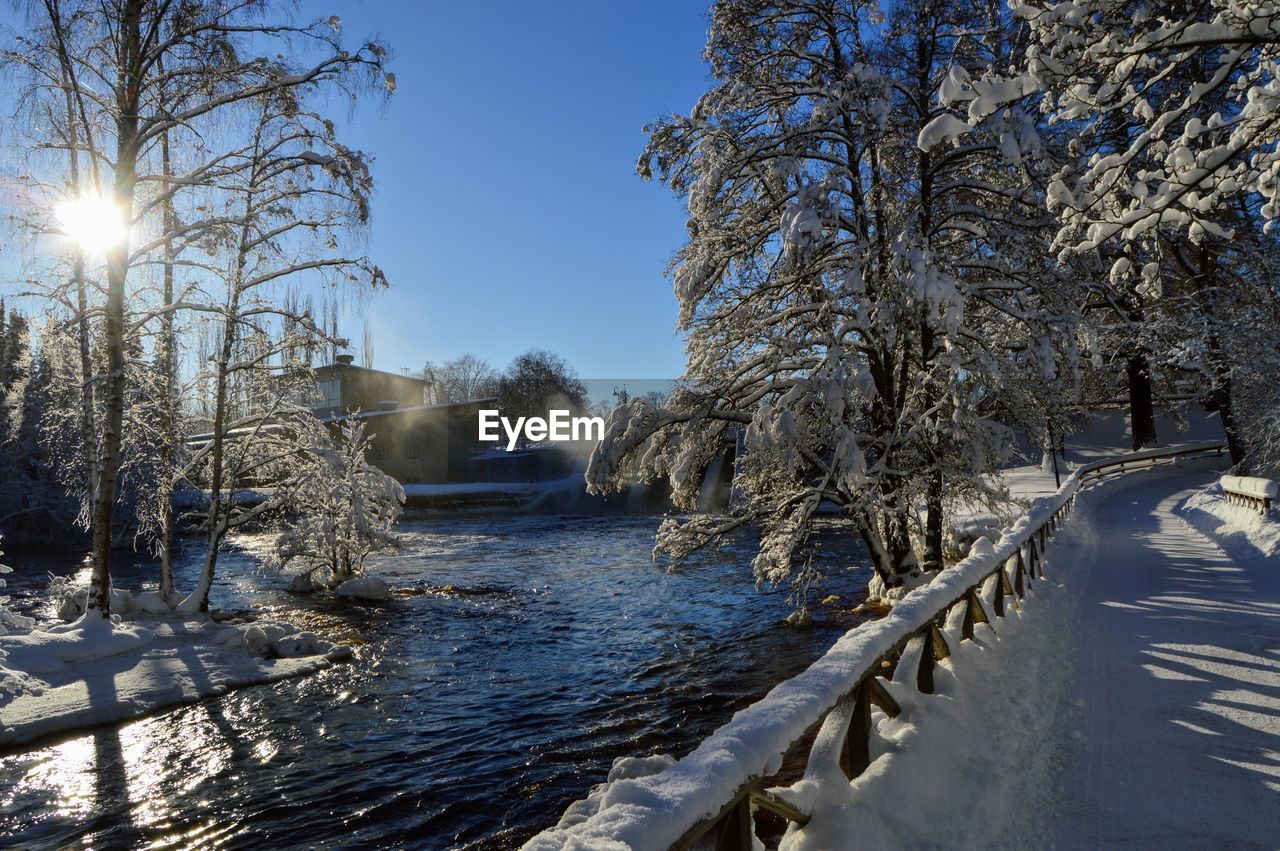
0, 514, 871, 849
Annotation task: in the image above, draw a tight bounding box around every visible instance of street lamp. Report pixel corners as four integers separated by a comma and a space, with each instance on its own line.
55, 195, 127, 253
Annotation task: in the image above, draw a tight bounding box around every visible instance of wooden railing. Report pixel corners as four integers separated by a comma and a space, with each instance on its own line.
526, 442, 1225, 851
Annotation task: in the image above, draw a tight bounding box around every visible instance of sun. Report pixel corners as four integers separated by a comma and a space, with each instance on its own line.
54, 196, 128, 253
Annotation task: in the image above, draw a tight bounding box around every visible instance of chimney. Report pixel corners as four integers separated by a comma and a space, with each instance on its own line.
335, 353, 355, 366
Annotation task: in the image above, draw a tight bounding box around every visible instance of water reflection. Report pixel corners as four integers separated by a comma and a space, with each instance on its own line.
0, 514, 872, 849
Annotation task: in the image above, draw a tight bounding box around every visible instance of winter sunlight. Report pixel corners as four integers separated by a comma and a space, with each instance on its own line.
1, 1, 1279, 849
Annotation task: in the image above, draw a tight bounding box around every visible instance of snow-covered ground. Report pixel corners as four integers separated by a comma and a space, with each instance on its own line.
784, 465, 1280, 848
1177, 482, 1280, 563
0, 615, 351, 748
998, 402, 1226, 502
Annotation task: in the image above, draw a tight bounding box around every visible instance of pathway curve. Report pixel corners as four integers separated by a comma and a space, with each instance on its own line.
783, 467, 1280, 850
1042, 469, 1280, 847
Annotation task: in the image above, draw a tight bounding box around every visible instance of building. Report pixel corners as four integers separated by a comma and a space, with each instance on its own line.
319, 398, 495, 485
311, 354, 431, 419
310, 355, 494, 484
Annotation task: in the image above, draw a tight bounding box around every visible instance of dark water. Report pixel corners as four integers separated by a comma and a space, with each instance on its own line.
0, 514, 871, 850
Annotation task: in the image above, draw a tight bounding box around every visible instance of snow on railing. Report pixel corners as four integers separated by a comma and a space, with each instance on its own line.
1221, 474, 1278, 516
525, 442, 1225, 851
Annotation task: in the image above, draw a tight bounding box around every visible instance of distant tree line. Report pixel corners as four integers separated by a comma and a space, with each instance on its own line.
422, 349, 588, 421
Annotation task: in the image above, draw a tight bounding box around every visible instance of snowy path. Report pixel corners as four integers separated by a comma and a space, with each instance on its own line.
1038, 470, 1280, 847
782, 466, 1280, 849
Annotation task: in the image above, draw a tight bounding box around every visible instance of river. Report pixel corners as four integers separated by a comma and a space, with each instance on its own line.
0, 513, 872, 849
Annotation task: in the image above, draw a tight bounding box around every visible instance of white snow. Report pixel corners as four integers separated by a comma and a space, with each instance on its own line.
335, 575, 390, 600
1220, 474, 1279, 501
0, 614, 352, 747
0, 616, 153, 675
916, 113, 972, 150
1177, 482, 1280, 562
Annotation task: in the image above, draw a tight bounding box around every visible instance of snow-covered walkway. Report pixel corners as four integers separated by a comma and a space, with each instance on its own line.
1037, 469, 1280, 847
785, 466, 1280, 849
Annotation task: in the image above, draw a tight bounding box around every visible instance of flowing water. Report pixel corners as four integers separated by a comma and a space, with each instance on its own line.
0, 514, 872, 849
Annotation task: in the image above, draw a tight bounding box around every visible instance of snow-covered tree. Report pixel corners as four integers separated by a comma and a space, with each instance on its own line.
929, 1, 1280, 250
3, 0, 391, 617
275, 415, 404, 591
176, 92, 385, 614
591, 0, 1076, 601
919, 1, 1280, 459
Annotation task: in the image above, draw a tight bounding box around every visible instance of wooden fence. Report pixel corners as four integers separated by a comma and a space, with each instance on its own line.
1221, 474, 1278, 516
527, 443, 1225, 851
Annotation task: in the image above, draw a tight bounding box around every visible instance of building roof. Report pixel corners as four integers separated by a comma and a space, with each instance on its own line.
315, 361, 431, 386
315, 397, 498, 424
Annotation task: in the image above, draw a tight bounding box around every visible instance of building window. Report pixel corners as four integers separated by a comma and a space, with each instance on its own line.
318, 378, 341, 409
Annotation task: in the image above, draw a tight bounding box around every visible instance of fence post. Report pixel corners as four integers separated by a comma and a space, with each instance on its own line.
967, 586, 989, 628
843, 678, 873, 778
1002, 562, 1020, 610
917, 629, 936, 694
715, 793, 753, 851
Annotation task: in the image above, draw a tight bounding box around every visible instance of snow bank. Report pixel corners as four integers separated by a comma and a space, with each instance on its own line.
0, 615, 153, 675
1176, 484, 1280, 563
547, 755, 678, 834
944, 514, 1003, 563
1219, 474, 1279, 501
0, 616, 352, 747
49, 578, 178, 622
336, 575, 390, 600
777, 606, 1060, 850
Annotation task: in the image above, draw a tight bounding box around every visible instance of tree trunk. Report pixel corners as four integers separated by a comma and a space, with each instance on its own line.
1126, 352, 1157, 451
1197, 243, 1245, 469
1216, 382, 1245, 471
180, 317, 232, 614
182, 518, 223, 614
180, 163, 255, 614
157, 126, 178, 603
54, 18, 98, 533
880, 491, 921, 588
87, 0, 143, 618
923, 467, 943, 573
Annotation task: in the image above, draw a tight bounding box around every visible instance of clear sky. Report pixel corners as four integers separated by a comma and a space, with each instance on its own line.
298, 0, 713, 380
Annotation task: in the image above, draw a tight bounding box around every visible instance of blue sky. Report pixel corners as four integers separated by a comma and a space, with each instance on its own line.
300, 0, 712, 379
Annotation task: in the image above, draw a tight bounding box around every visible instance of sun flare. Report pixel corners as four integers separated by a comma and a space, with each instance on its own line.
54, 196, 127, 253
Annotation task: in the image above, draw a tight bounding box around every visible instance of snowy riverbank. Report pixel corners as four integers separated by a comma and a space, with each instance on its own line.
0, 614, 351, 748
